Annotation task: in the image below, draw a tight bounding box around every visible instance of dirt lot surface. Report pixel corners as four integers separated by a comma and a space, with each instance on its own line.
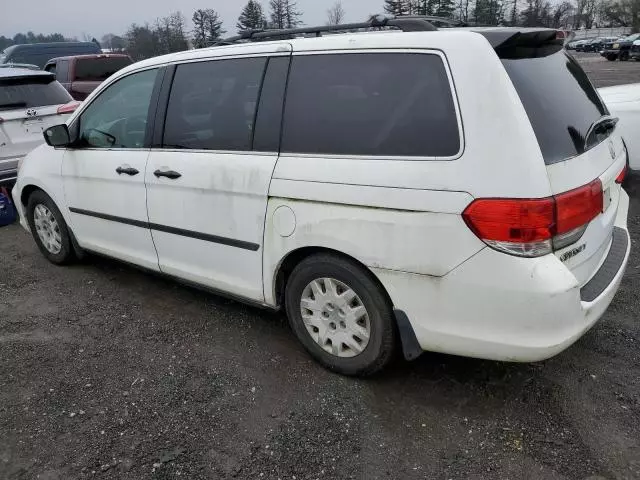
2, 54, 640, 480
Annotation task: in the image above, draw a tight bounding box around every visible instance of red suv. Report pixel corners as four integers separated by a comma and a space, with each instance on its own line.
44, 54, 133, 100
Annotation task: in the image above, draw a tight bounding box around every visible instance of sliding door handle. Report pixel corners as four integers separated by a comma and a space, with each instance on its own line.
154, 169, 182, 180
116, 166, 139, 176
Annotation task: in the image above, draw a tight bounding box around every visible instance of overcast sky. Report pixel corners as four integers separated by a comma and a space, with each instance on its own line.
1, 0, 378, 41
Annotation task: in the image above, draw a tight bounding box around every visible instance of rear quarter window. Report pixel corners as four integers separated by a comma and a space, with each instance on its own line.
281, 52, 461, 158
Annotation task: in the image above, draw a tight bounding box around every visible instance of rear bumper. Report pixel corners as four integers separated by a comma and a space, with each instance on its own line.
373, 190, 631, 363
0, 169, 17, 186
602, 49, 619, 56
0, 155, 21, 186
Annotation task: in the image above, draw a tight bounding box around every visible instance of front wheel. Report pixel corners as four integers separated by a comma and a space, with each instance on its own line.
285, 254, 397, 376
26, 190, 75, 265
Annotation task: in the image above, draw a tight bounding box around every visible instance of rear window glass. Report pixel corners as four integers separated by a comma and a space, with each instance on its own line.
0, 76, 72, 110
281, 53, 461, 157
502, 51, 608, 165
75, 57, 133, 81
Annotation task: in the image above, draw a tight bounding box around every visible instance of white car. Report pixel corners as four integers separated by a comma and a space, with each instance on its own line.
598, 82, 640, 172
0, 68, 78, 186
12, 19, 630, 375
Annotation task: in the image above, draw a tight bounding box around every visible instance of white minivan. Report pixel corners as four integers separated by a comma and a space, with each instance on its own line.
12, 18, 631, 375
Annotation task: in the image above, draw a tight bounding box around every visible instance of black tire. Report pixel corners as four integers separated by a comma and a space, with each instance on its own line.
607, 54, 617, 61
620, 51, 629, 61
26, 190, 75, 265
285, 254, 396, 376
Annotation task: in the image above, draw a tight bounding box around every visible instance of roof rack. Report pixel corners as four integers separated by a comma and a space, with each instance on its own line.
214, 14, 450, 46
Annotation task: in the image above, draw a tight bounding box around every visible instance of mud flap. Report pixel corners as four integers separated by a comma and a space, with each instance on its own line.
394, 309, 423, 361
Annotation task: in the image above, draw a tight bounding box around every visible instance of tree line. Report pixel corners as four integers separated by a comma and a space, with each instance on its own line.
0, 32, 68, 52
123, 0, 305, 60
383, 0, 639, 30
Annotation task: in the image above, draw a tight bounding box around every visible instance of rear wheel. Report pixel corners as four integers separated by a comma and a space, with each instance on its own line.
285, 254, 396, 376
620, 51, 630, 61
26, 190, 75, 265
607, 54, 617, 61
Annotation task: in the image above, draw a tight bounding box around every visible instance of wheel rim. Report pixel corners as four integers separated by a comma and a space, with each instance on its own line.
300, 277, 371, 358
33, 204, 62, 255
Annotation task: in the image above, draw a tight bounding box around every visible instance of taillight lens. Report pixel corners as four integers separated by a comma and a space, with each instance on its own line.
57, 101, 81, 115
463, 179, 603, 257
555, 180, 603, 234
616, 164, 627, 184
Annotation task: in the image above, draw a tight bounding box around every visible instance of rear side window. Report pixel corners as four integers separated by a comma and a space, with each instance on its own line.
0, 76, 72, 110
56, 60, 70, 84
75, 57, 133, 81
163, 57, 266, 151
281, 53, 461, 157
502, 51, 608, 165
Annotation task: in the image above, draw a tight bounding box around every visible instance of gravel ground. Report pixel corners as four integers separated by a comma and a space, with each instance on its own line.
1, 54, 640, 480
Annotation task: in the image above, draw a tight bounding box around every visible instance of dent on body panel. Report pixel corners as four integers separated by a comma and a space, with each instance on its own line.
265, 198, 484, 278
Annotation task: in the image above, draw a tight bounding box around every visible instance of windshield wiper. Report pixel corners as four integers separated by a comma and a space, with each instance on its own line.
0, 101, 27, 111
584, 115, 618, 150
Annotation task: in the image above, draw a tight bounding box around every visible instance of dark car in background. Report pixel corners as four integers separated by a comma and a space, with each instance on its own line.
0, 42, 101, 69
583, 36, 618, 52
44, 54, 133, 100
602, 33, 640, 60
630, 40, 640, 60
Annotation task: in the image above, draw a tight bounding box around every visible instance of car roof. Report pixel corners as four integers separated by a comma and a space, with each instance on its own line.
124, 27, 557, 73
4, 42, 97, 52
0, 68, 53, 79
46, 53, 131, 62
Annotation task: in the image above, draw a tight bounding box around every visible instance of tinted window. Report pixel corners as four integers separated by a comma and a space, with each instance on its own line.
77, 68, 158, 149
0, 76, 72, 110
163, 58, 266, 151
75, 57, 133, 81
281, 53, 460, 157
502, 51, 608, 165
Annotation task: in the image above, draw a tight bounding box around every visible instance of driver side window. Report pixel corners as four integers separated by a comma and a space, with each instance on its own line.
76, 68, 158, 149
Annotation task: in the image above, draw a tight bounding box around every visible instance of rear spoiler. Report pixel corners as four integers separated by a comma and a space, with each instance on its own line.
472, 28, 565, 58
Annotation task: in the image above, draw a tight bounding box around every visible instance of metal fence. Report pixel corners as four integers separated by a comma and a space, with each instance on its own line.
571, 27, 633, 40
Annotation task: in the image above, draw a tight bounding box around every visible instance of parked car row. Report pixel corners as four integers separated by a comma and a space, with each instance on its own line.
0, 42, 133, 186
567, 33, 640, 61
601, 33, 640, 61
568, 37, 619, 52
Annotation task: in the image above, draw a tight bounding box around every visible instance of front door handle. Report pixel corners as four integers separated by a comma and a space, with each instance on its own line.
154, 169, 182, 180
116, 166, 139, 176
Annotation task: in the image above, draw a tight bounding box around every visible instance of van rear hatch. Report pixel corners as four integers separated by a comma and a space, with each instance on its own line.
496, 29, 627, 288
0, 71, 74, 180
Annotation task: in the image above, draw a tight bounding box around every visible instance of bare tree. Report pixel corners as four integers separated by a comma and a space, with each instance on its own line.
269, 0, 302, 28
327, 1, 346, 24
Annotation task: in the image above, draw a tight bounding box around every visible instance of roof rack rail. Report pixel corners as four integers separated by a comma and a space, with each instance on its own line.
213, 14, 444, 46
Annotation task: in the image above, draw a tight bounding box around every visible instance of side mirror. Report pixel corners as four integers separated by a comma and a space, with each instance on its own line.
43, 124, 71, 147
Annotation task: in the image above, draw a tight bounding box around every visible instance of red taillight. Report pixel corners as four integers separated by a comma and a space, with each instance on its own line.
555, 179, 603, 234
462, 198, 555, 243
57, 101, 81, 115
463, 179, 603, 257
616, 164, 628, 184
